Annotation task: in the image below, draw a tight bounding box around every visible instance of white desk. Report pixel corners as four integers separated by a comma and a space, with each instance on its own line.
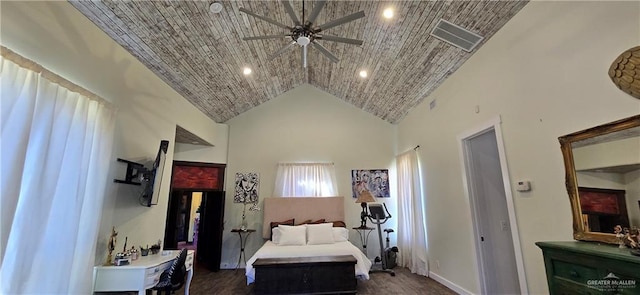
93, 250, 194, 295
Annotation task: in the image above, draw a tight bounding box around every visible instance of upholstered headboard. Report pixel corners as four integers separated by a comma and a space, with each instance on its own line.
262, 196, 345, 238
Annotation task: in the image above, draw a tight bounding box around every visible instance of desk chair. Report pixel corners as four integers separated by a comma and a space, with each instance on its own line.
151, 249, 188, 295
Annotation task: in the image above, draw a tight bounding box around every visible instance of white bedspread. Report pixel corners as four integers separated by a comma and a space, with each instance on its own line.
245, 241, 372, 284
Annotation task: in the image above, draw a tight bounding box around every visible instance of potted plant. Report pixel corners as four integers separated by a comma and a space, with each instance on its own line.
140, 245, 150, 256
150, 240, 161, 254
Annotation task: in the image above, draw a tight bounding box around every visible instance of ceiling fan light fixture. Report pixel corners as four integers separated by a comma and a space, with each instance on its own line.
209, 2, 223, 14
296, 36, 311, 46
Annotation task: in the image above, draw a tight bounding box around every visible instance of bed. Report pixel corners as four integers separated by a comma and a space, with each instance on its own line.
245, 196, 372, 289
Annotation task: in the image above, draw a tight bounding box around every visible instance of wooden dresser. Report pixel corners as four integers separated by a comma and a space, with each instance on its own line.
536, 241, 640, 294
253, 255, 357, 295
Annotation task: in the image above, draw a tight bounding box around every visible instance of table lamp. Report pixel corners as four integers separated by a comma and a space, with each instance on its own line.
355, 190, 376, 228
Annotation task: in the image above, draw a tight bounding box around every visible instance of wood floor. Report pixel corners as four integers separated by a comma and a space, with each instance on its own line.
180, 262, 456, 295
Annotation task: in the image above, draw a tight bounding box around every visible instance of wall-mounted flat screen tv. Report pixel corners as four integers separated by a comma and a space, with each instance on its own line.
142, 140, 169, 207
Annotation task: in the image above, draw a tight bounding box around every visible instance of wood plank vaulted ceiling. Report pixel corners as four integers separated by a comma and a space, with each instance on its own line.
70, 0, 528, 124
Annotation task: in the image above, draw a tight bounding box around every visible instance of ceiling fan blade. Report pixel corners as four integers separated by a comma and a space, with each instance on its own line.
243, 34, 291, 41
316, 11, 365, 32
268, 41, 297, 60
306, 0, 326, 26
317, 35, 363, 46
311, 41, 339, 63
281, 0, 301, 26
239, 7, 290, 30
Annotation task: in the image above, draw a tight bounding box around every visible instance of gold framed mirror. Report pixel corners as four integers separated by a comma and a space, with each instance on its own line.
559, 114, 640, 244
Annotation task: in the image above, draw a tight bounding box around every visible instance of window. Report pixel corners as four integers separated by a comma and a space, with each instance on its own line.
273, 163, 338, 197
1, 48, 115, 294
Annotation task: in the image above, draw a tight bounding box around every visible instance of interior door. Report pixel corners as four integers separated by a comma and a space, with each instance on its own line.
163, 191, 182, 249
197, 190, 225, 271
465, 129, 520, 294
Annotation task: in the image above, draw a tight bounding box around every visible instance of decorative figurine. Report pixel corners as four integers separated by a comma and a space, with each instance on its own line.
627, 228, 640, 256
105, 226, 117, 266
614, 226, 640, 256
625, 226, 639, 250
614, 225, 626, 248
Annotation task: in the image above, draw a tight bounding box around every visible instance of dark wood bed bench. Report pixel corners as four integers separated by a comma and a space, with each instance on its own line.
253, 255, 357, 294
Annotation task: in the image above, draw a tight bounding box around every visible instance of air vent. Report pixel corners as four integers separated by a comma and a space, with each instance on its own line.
430, 19, 484, 52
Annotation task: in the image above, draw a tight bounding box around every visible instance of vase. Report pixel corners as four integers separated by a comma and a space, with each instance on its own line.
240, 215, 248, 231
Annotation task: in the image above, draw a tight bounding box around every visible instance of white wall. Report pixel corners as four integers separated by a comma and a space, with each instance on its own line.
174, 140, 228, 164
573, 138, 640, 170
396, 1, 640, 294
0, 1, 228, 264
577, 171, 626, 189
222, 84, 396, 268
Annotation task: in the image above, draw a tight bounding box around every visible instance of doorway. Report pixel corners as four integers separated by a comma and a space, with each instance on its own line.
165, 191, 203, 254
165, 161, 226, 271
459, 118, 527, 294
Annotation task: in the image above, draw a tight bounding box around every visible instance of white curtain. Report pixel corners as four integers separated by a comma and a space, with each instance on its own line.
0, 50, 116, 294
396, 150, 429, 276
273, 163, 338, 197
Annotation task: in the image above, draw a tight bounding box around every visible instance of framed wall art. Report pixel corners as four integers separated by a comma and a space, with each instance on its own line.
234, 172, 259, 203
351, 169, 390, 198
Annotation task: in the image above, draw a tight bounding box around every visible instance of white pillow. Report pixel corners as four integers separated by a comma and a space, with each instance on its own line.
332, 227, 349, 242
306, 223, 335, 245
271, 227, 282, 244
277, 225, 307, 246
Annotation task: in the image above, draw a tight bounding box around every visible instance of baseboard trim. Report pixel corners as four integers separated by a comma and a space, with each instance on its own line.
428, 271, 475, 295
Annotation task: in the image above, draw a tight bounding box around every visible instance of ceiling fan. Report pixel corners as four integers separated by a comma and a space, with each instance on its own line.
239, 0, 365, 68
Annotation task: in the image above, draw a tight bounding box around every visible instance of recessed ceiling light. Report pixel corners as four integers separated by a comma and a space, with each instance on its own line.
383, 8, 394, 19
209, 2, 223, 14
243, 67, 252, 75
359, 70, 368, 78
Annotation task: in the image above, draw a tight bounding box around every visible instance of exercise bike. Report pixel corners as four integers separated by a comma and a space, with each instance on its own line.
383, 229, 399, 269
367, 203, 396, 276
